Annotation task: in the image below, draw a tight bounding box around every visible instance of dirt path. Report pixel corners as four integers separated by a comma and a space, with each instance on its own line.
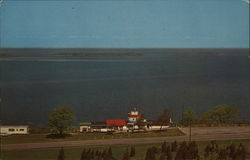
2, 126, 250, 151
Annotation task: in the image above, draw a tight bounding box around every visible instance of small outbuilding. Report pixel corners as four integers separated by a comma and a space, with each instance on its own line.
79, 122, 91, 132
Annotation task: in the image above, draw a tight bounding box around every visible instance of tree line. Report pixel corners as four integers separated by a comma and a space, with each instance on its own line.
56, 141, 246, 160
57, 146, 136, 160
181, 104, 240, 126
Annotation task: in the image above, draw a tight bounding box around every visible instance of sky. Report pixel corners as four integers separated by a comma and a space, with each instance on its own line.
0, 0, 249, 48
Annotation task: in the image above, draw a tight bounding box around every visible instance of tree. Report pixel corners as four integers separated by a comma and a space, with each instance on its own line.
200, 105, 238, 126
102, 149, 107, 158
108, 147, 113, 158
123, 148, 130, 160
130, 146, 136, 157
48, 105, 75, 136
236, 143, 246, 160
181, 108, 196, 126
167, 151, 173, 160
136, 114, 147, 130
159, 153, 167, 160
171, 141, 177, 152
145, 147, 156, 160
80, 148, 86, 160
162, 141, 167, 153
57, 147, 65, 160
157, 109, 171, 130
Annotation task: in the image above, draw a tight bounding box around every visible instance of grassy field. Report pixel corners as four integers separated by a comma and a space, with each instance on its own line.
1, 139, 249, 160
1, 128, 184, 144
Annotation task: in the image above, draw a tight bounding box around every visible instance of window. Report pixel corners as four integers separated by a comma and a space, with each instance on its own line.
20, 129, 24, 131
8, 128, 15, 132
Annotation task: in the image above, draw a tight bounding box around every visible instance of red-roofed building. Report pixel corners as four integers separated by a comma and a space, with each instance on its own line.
106, 120, 126, 127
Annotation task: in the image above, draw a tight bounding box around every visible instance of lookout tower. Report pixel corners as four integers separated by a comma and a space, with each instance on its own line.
128, 108, 141, 123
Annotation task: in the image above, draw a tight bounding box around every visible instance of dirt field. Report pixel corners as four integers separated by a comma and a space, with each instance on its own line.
2, 126, 249, 151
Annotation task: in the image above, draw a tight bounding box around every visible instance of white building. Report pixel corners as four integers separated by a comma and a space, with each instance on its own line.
0, 125, 29, 135
148, 125, 169, 131
128, 108, 141, 123
79, 122, 91, 132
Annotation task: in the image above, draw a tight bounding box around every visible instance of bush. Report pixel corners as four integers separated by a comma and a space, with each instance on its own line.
46, 133, 72, 139
29, 126, 50, 134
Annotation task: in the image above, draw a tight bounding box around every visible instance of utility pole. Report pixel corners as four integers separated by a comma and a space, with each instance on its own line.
189, 119, 192, 142
181, 104, 184, 125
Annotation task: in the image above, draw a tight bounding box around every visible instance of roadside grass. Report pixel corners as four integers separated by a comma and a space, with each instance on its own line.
1, 128, 184, 144
1, 139, 249, 160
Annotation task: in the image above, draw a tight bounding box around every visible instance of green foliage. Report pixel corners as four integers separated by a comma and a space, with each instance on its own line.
167, 151, 173, 160
200, 104, 238, 126
171, 140, 178, 152
157, 109, 171, 130
80, 148, 86, 160
157, 109, 171, 124
108, 147, 113, 157
122, 148, 130, 160
181, 108, 196, 126
145, 147, 157, 160
57, 147, 65, 160
159, 153, 167, 160
2, 140, 249, 160
130, 146, 135, 157
80, 147, 116, 160
48, 105, 75, 135
29, 126, 50, 134
161, 141, 167, 153
136, 114, 147, 130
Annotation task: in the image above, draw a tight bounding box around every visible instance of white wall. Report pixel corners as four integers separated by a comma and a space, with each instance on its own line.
130, 111, 138, 115
0, 126, 28, 135
80, 126, 90, 132
149, 126, 169, 131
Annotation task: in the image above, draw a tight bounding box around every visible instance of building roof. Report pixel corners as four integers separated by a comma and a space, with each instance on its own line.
106, 120, 126, 127
90, 121, 106, 127
128, 113, 141, 118
80, 122, 91, 126
0, 125, 29, 128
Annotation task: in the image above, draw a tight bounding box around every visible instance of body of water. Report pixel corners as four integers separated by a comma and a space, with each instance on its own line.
0, 48, 249, 125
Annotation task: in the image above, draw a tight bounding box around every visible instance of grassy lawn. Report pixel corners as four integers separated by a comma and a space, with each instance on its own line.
1, 128, 184, 144
1, 139, 249, 160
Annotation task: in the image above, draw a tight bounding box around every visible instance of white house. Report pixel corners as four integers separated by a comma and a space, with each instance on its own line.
0, 125, 29, 135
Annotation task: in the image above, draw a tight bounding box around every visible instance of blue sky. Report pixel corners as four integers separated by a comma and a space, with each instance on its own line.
0, 0, 249, 48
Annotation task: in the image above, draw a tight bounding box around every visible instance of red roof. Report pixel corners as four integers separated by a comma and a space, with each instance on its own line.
106, 120, 126, 127
128, 114, 141, 118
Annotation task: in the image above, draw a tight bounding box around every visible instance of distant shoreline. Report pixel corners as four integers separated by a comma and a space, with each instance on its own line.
55, 53, 144, 57
0, 48, 248, 58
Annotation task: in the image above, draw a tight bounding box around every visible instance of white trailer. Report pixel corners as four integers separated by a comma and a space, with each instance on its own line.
0, 125, 29, 135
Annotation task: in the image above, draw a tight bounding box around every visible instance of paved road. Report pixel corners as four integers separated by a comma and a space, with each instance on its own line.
2, 126, 249, 151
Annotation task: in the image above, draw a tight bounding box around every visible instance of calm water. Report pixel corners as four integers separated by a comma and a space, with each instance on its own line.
0, 48, 249, 125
